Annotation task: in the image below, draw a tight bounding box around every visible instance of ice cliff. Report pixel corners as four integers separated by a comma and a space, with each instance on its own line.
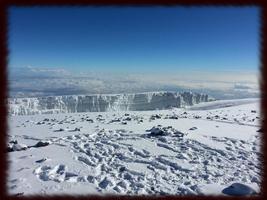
8, 91, 209, 115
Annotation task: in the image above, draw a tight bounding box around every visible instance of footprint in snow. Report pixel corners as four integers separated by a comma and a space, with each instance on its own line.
33, 164, 82, 183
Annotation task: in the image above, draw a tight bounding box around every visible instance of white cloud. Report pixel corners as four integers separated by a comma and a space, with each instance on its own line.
8, 66, 260, 99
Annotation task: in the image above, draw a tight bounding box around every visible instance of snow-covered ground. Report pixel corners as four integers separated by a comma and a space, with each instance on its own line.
7, 98, 262, 196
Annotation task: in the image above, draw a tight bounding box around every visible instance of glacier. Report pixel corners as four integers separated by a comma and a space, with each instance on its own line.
8, 91, 209, 116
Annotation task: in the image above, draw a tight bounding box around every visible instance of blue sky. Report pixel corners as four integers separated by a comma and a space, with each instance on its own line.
8, 6, 260, 73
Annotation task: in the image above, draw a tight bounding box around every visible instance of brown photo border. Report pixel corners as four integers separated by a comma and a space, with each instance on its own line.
0, 0, 266, 199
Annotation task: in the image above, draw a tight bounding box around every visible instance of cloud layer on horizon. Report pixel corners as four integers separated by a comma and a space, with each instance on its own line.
8, 66, 260, 100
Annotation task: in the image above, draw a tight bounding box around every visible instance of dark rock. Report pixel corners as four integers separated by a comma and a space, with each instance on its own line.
7, 146, 14, 152
109, 119, 121, 123
7, 143, 28, 152
151, 114, 161, 119
35, 158, 47, 163
148, 126, 184, 137
149, 127, 165, 136
169, 115, 178, 119
9, 140, 18, 144
34, 141, 50, 148
257, 128, 263, 133
15, 193, 24, 196
124, 117, 132, 121
54, 128, 64, 132
174, 131, 184, 137
193, 115, 201, 119
189, 127, 198, 131
87, 175, 95, 183
119, 166, 126, 172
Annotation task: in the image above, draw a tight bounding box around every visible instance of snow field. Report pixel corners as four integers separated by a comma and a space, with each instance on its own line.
7, 99, 261, 196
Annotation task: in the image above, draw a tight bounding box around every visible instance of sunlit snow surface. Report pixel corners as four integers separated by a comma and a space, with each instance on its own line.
7, 98, 261, 196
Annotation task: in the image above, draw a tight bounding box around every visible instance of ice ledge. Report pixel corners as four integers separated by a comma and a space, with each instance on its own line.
8, 91, 210, 116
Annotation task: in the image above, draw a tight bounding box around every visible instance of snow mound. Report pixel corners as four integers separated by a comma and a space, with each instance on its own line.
222, 183, 257, 196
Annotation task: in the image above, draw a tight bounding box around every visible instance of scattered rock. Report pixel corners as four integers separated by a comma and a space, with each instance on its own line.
147, 126, 185, 137
150, 114, 161, 120
148, 126, 165, 136
14, 192, 24, 196
257, 128, 263, 133
35, 158, 48, 163
7, 143, 28, 152
189, 127, 198, 131
169, 115, 178, 119
33, 141, 50, 148
54, 128, 64, 132
86, 175, 95, 183
119, 166, 126, 172
109, 119, 121, 123
124, 117, 132, 121
173, 131, 184, 137
7, 146, 13, 152
9, 140, 18, 144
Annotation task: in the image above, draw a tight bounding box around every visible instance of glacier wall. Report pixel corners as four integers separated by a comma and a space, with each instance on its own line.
8, 91, 209, 116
